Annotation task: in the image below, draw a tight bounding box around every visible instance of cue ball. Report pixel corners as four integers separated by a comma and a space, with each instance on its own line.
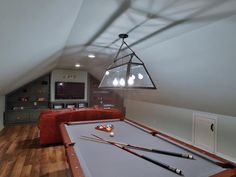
176, 169, 181, 174
110, 132, 114, 137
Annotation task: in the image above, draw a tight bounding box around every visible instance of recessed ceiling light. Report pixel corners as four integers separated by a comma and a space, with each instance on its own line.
75, 63, 80, 68
88, 54, 95, 58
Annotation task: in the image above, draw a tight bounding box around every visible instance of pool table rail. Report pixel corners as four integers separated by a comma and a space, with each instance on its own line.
60, 118, 236, 177
60, 123, 86, 177
124, 118, 236, 177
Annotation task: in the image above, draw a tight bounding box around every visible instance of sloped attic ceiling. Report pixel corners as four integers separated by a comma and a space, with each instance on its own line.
0, 0, 84, 94
1, 0, 236, 116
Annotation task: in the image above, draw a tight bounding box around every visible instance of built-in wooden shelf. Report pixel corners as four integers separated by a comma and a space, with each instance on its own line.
4, 74, 50, 125
88, 74, 124, 111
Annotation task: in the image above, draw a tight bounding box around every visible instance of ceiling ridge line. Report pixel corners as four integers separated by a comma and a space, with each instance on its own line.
126, 0, 231, 49
61, 0, 86, 55
65, 0, 132, 58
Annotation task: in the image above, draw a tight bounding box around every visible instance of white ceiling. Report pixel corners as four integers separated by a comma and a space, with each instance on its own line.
1, 0, 236, 116
0, 0, 84, 93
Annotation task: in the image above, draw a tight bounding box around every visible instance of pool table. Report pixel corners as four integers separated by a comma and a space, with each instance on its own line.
60, 118, 236, 177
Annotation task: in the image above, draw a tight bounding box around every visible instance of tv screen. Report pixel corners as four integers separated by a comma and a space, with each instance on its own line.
55, 82, 85, 99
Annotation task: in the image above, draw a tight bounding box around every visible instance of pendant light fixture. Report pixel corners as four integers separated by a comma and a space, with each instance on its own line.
99, 34, 156, 89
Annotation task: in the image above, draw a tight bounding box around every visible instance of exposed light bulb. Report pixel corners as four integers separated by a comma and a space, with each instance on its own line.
128, 77, 134, 85
105, 71, 109, 75
75, 63, 80, 68
112, 78, 118, 86
59, 82, 63, 86
138, 73, 143, 80
119, 78, 125, 86
131, 74, 135, 80
88, 54, 95, 58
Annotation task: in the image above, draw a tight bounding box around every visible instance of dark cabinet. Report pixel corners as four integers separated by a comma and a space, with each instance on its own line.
29, 110, 42, 122
50, 101, 88, 109
4, 74, 50, 125
5, 111, 29, 124
5, 110, 42, 125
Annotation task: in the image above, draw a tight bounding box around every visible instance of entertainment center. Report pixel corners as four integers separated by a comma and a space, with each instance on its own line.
50, 69, 89, 110
4, 69, 124, 125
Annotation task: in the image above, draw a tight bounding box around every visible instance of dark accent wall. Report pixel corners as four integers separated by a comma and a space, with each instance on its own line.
88, 74, 124, 112
4, 74, 50, 125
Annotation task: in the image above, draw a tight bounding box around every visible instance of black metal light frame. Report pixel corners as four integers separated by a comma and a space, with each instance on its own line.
99, 34, 156, 89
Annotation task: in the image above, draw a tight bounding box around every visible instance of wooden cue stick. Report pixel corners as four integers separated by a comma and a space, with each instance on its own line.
91, 134, 183, 176
82, 137, 235, 169
151, 135, 235, 169
81, 135, 194, 159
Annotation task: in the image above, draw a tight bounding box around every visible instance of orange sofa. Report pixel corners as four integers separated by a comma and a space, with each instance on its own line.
38, 108, 124, 145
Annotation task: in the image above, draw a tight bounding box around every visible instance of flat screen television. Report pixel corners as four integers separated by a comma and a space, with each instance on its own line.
55, 82, 85, 99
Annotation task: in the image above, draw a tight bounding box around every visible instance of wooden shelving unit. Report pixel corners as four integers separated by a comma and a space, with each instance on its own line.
89, 75, 124, 111
4, 73, 124, 126
50, 101, 88, 109
4, 74, 50, 125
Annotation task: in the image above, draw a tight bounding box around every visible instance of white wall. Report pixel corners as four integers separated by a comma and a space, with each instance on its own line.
0, 95, 5, 131
51, 69, 88, 102
125, 14, 236, 117
125, 99, 236, 162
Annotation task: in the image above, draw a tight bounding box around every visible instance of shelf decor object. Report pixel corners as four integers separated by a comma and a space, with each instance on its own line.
99, 34, 156, 89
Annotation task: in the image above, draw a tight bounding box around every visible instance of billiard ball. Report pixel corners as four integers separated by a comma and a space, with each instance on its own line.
107, 124, 112, 127
110, 132, 114, 137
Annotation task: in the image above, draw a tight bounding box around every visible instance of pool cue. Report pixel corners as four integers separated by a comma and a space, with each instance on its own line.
81, 135, 194, 159
150, 135, 235, 169
91, 134, 183, 176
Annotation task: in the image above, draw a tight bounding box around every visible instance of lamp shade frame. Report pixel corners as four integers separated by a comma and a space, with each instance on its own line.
99, 53, 156, 89
99, 34, 157, 90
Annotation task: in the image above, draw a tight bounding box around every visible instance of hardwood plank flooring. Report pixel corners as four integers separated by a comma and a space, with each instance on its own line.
0, 124, 71, 177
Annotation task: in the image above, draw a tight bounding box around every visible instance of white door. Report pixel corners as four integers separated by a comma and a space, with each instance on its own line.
193, 114, 216, 152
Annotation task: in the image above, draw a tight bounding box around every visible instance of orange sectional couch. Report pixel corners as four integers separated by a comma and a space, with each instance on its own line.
38, 108, 124, 145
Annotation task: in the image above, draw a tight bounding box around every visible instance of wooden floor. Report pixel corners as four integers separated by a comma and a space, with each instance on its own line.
0, 124, 71, 177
